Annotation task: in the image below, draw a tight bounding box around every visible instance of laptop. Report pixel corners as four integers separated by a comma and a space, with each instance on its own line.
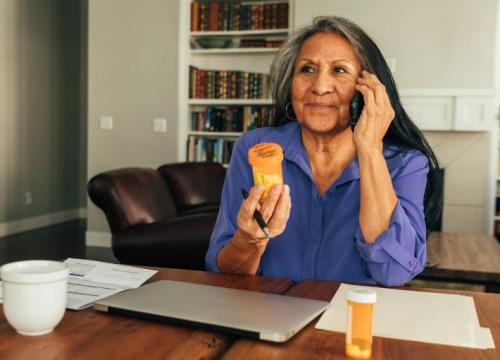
94, 280, 329, 342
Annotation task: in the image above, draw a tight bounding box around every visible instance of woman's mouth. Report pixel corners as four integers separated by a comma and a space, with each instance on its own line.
305, 103, 334, 109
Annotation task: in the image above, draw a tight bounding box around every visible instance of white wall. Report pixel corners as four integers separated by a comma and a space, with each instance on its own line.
424, 131, 492, 234
87, 0, 180, 234
294, 0, 497, 89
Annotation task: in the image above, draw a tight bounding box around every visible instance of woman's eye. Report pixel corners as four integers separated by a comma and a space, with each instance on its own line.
334, 66, 346, 73
300, 65, 314, 73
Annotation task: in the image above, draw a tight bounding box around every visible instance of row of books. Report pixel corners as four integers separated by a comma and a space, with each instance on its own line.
240, 38, 284, 48
187, 136, 236, 164
191, 106, 276, 132
189, 66, 270, 99
191, 1, 289, 32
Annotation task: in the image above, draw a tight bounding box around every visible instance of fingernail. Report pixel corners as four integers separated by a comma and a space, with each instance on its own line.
284, 185, 290, 195
255, 185, 264, 192
273, 184, 282, 194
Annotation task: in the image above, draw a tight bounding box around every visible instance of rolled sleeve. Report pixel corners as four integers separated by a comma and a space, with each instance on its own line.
355, 150, 429, 287
205, 215, 233, 273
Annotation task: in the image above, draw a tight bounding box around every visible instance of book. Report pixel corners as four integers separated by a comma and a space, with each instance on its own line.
190, 1, 288, 31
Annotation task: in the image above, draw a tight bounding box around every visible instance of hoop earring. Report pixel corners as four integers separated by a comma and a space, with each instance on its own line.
285, 103, 296, 120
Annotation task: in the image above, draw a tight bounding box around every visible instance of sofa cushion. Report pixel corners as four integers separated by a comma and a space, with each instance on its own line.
157, 162, 226, 213
111, 213, 218, 270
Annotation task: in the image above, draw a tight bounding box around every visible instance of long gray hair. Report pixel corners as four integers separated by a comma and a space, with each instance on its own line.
271, 16, 394, 123
270, 16, 443, 233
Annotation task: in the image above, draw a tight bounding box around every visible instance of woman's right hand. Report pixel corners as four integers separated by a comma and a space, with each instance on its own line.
234, 184, 291, 251
216, 184, 291, 275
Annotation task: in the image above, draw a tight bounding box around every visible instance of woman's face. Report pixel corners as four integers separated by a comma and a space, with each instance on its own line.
291, 32, 362, 134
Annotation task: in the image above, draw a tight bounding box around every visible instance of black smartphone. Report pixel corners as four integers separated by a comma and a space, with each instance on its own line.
349, 92, 364, 130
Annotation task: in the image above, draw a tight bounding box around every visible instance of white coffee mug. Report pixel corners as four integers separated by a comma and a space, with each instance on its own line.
1, 260, 69, 336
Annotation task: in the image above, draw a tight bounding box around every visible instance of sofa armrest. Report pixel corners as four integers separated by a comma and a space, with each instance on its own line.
111, 213, 218, 270
88, 168, 177, 233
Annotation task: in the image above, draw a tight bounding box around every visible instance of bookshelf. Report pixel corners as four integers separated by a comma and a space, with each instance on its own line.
495, 120, 500, 240
191, 29, 289, 36
178, 0, 293, 166
190, 47, 280, 55
188, 99, 274, 105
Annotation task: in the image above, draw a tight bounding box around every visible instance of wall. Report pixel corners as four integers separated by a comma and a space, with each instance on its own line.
80, 0, 88, 208
0, 0, 85, 234
425, 131, 492, 234
87, 0, 180, 235
294, 0, 497, 89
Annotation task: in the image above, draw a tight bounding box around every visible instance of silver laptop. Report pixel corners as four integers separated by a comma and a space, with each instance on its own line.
94, 280, 329, 342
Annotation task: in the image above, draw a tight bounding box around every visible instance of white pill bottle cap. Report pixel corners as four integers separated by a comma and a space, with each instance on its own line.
347, 288, 377, 304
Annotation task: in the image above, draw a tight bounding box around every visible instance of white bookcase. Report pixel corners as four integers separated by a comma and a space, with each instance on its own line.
177, 0, 294, 165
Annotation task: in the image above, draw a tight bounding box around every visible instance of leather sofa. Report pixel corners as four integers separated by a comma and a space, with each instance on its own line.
87, 162, 226, 270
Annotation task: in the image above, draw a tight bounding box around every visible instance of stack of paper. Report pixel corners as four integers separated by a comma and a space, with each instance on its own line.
315, 283, 494, 349
0, 258, 157, 310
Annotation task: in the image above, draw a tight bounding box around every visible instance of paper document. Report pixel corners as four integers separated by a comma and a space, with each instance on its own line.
0, 258, 157, 311
315, 283, 495, 349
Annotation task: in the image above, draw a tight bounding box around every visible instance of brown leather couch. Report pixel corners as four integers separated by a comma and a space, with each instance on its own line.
87, 162, 226, 270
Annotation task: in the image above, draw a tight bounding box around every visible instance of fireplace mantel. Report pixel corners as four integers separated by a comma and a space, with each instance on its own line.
399, 88, 496, 132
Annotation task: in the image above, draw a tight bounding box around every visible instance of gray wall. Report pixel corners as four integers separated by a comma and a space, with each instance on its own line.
0, 0, 85, 223
294, 0, 497, 89
87, 0, 180, 233
80, 0, 88, 207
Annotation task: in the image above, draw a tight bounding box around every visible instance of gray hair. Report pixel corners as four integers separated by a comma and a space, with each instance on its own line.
271, 16, 394, 124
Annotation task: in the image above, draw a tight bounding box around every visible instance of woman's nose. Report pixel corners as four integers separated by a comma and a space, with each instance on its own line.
311, 71, 335, 95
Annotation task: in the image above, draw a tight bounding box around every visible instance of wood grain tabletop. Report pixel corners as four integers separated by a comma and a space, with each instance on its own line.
222, 280, 500, 360
0, 268, 294, 360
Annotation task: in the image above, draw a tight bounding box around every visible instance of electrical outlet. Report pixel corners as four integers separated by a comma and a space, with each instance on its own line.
100, 116, 113, 130
153, 118, 167, 133
25, 191, 32, 205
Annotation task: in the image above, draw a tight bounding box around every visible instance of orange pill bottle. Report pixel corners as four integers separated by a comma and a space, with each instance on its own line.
346, 289, 377, 359
248, 143, 284, 200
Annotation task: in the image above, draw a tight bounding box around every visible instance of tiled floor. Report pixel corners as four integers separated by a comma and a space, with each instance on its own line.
0, 220, 117, 266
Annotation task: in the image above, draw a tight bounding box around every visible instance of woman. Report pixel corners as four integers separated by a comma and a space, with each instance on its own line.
205, 16, 442, 286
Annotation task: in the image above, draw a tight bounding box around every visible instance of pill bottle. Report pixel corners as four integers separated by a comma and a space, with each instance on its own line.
346, 288, 377, 359
248, 143, 284, 200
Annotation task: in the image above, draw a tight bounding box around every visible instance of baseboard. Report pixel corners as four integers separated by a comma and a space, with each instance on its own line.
85, 231, 112, 247
0, 207, 86, 238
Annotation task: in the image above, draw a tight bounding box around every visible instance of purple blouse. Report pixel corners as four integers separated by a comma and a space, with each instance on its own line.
205, 121, 428, 286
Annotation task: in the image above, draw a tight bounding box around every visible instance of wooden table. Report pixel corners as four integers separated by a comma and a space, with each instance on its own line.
0, 268, 498, 359
223, 280, 500, 360
0, 268, 293, 359
421, 232, 500, 292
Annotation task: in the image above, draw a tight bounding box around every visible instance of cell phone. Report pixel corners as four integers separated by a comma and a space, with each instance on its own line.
349, 92, 364, 130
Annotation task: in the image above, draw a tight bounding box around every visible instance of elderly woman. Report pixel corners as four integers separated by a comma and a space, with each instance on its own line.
205, 16, 441, 286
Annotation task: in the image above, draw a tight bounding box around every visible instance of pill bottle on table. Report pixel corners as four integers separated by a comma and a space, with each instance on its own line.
248, 143, 284, 200
346, 288, 377, 359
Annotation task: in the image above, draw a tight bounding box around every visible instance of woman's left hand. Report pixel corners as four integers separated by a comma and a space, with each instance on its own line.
353, 70, 395, 154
